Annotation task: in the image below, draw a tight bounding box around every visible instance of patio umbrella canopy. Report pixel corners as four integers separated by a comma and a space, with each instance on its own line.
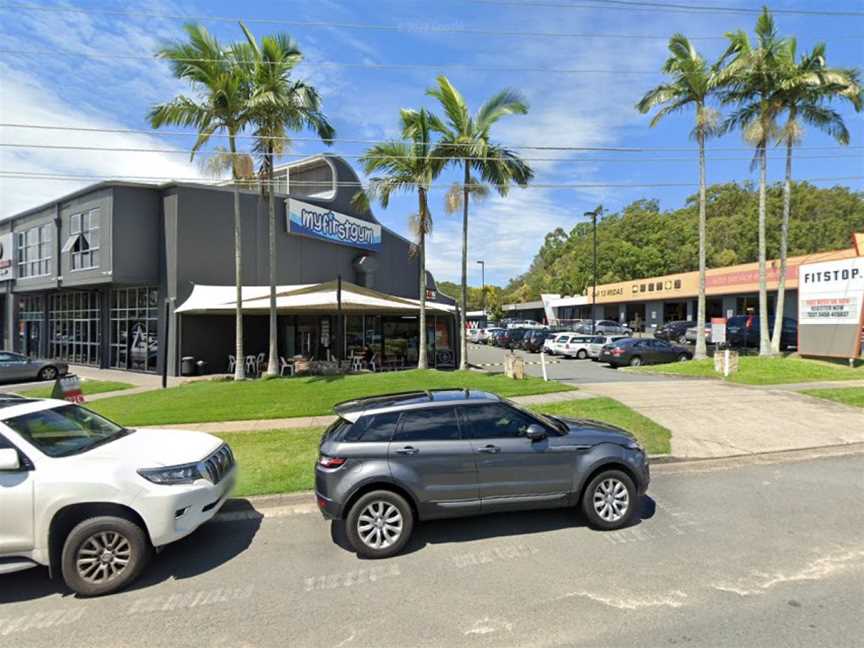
175, 280, 455, 315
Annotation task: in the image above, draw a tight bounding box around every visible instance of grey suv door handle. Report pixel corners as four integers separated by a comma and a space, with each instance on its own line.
477, 445, 501, 454
395, 446, 419, 455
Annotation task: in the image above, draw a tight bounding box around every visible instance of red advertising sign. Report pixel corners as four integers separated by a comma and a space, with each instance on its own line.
51, 375, 85, 403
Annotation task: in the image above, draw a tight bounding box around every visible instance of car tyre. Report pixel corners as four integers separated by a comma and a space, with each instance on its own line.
629, 356, 642, 367
61, 516, 151, 597
677, 353, 690, 362
577, 349, 588, 359
581, 470, 637, 531
346, 490, 414, 559
38, 366, 58, 381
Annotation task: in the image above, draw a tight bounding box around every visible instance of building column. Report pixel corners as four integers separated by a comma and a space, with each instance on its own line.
686, 299, 695, 320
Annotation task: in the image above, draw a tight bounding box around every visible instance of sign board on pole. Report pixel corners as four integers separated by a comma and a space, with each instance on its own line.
798, 257, 864, 358
710, 317, 727, 346
51, 374, 85, 403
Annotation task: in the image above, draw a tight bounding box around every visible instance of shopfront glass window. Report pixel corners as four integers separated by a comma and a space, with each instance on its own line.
48, 291, 102, 366
110, 287, 159, 372
383, 316, 419, 368
17, 295, 44, 356
346, 315, 364, 359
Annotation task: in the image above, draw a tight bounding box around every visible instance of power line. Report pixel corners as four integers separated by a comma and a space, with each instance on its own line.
1, 141, 861, 164
1, 170, 860, 190
2, 123, 860, 153
1, 3, 860, 42
486, 0, 864, 17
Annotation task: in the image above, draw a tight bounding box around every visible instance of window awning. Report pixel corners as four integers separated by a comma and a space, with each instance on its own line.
175, 280, 455, 315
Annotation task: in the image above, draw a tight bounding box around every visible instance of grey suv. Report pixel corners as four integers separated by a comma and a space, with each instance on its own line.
315, 390, 650, 558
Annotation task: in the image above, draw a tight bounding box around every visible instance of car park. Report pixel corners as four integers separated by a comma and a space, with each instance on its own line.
599, 338, 692, 367
0, 352, 69, 383
522, 330, 551, 353
559, 335, 596, 359
654, 320, 696, 344
588, 335, 629, 359
316, 390, 649, 558
0, 395, 236, 596
726, 315, 798, 350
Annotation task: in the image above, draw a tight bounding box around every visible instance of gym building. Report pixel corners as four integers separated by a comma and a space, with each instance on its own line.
0, 155, 457, 375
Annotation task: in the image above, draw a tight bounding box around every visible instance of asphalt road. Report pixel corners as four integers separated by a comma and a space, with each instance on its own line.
3, 450, 863, 647
467, 343, 674, 384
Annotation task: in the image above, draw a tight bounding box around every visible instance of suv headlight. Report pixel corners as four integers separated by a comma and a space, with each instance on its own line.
138, 463, 203, 485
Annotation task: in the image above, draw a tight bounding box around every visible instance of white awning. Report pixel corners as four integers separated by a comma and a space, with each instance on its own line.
175, 280, 455, 315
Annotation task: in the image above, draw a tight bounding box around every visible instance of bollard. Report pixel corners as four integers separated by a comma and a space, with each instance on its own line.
540, 351, 548, 382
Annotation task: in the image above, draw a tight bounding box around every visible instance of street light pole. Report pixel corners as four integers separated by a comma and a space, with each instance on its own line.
584, 206, 602, 335
476, 260, 485, 317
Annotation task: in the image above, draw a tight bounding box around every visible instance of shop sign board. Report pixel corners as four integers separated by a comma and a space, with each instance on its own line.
710, 317, 727, 345
0, 232, 13, 281
51, 374, 85, 403
287, 198, 382, 251
798, 257, 864, 358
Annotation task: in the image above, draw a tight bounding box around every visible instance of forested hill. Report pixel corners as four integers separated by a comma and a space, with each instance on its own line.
502, 181, 864, 303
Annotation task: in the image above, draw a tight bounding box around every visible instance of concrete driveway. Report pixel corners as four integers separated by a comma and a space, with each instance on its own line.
582, 380, 864, 458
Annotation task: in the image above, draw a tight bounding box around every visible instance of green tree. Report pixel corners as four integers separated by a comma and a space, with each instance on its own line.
150, 24, 252, 379
637, 34, 720, 360
768, 42, 862, 353
719, 8, 790, 355
237, 23, 335, 375
427, 75, 533, 370
358, 109, 445, 369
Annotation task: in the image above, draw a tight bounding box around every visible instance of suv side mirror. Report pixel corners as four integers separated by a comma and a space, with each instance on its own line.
0, 448, 21, 471
526, 424, 547, 441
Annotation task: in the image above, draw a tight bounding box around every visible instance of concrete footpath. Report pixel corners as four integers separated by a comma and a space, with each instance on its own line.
581, 379, 864, 458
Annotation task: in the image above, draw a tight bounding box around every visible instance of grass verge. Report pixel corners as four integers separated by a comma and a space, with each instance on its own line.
802, 387, 864, 408
14, 380, 135, 399
219, 396, 669, 498
89, 369, 573, 427
627, 355, 864, 385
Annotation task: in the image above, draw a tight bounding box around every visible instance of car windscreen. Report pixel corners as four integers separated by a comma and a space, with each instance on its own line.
3, 405, 130, 457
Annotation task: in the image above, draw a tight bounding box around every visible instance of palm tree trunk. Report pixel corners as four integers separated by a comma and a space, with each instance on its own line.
459, 160, 469, 371
229, 133, 245, 379
417, 189, 428, 370
266, 150, 279, 376
757, 138, 770, 356
694, 130, 708, 360
770, 136, 792, 355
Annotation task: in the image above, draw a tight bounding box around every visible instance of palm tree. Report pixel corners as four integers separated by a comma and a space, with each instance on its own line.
768, 44, 862, 354
150, 24, 252, 379
237, 23, 335, 376
718, 8, 789, 356
636, 34, 720, 361
357, 109, 445, 369
427, 75, 533, 370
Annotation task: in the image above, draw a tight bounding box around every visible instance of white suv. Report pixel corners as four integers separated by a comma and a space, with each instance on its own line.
0, 395, 236, 596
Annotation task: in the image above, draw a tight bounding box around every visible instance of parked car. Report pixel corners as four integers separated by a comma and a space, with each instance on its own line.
548, 333, 577, 355
599, 338, 692, 367
522, 330, 551, 353
316, 390, 649, 558
0, 352, 68, 383
477, 327, 503, 344
726, 315, 797, 350
0, 395, 236, 596
491, 329, 510, 347
654, 320, 696, 344
506, 328, 529, 350
684, 323, 712, 345
466, 328, 482, 343
575, 320, 632, 336
588, 335, 629, 359
559, 335, 596, 359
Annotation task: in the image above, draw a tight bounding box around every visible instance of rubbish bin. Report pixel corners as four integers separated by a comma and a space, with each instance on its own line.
196, 360, 208, 375
181, 356, 197, 376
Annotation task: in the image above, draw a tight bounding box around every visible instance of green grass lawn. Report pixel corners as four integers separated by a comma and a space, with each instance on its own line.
89, 370, 573, 427
219, 396, 669, 498
627, 356, 864, 385
802, 387, 864, 408
14, 380, 135, 399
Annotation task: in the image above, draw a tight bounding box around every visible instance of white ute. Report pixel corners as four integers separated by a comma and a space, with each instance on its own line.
0, 395, 236, 596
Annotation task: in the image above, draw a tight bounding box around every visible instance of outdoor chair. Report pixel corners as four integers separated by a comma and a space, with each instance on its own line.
227, 355, 236, 373
244, 355, 258, 377
279, 356, 295, 377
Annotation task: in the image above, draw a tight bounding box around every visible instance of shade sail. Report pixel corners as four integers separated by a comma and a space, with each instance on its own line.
175, 280, 455, 315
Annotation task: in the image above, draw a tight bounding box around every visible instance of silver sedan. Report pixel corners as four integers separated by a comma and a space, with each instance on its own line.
0, 351, 69, 382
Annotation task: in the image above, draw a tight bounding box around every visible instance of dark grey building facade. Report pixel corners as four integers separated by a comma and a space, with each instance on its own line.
2, 155, 456, 375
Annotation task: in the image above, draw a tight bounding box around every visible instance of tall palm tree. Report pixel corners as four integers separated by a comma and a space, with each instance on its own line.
427, 75, 533, 370
768, 43, 862, 354
637, 34, 720, 361
150, 24, 252, 379
237, 23, 335, 376
358, 109, 445, 369
718, 8, 789, 356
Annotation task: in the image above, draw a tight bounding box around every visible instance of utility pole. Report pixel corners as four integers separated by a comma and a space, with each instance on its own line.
584, 205, 602, 335
476, 260, 486, 317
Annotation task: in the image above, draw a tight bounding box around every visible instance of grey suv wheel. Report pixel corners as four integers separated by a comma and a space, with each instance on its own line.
581, 470, 637, 530
60, 516, 150, 597
346, 490, 413, 559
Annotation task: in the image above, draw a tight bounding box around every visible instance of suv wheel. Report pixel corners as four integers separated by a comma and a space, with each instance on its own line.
629, 356, 642, 367
582, 470, 637, 530
677, 353, 689, 362
61, 516, 151, 597
577, 349, 588, 359
346, 490, 413, 559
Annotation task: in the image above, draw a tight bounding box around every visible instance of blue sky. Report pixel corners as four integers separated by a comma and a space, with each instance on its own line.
1, 0, 862, 286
